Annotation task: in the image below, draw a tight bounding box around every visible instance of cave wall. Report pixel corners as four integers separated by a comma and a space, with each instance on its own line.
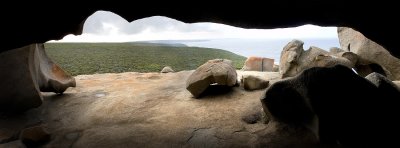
1, 2, 399, 58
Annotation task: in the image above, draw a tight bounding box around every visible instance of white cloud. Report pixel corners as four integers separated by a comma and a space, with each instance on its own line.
49, 11, 338, 43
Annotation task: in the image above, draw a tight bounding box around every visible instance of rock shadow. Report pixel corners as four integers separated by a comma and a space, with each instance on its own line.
196, 85, 234, 99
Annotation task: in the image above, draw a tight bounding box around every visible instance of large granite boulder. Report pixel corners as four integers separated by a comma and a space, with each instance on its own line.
279, 39, 357, 78
261, 65, 400, 147
0, 44, 76, 112
338, 27, 400, 80
186, 59, 237, 98
241, 56, 274, 72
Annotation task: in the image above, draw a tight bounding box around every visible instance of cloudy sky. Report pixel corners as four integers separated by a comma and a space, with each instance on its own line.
50, 11, 340, 63
50, 11, 338, 42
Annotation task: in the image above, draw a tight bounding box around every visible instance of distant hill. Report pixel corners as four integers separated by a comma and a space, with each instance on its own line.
129, 41, 188, 47
132, 39, 209, 44
45, 43, 246, 76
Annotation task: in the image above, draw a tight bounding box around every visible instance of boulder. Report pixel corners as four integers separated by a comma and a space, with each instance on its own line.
241, 75, 269, 90
241, 56, 274, 72
161, 66, 174, 73
261, 65, 400, 147
279, 39, 357, 78
0, 44, 76, 112
186, 59, 237, 98
338, 27, 400, 80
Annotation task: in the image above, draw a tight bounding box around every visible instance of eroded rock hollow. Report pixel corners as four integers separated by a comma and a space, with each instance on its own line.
0, 44, 76, 112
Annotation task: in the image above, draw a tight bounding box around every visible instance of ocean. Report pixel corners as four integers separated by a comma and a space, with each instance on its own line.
182, 38, 340, 64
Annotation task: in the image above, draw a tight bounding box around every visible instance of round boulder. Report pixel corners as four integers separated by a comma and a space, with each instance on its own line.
186, 59, 237, 98
161, 66, 174, 73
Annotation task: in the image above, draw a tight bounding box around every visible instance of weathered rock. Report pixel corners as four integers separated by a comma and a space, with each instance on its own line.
161, 66, 174, 73
329, 47, 344, 54
20, 125, 50, 147
0, 71, 319, 147
279, 40, 304, 77
0, 44, 76, 112
272, 64, 279, 72
241, 75, 269, 90
241, 56, 274, 72
186, 59, 237, 98
0, 44, 76, 111
261, 65, 400, 147
365, 73, 400, 99
279, 39, 357, 78
338, 27, 400, 80
0, 140, 26, 148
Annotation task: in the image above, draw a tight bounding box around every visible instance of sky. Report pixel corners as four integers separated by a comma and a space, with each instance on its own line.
50, 11, 339, 42
49, 11, 340, 63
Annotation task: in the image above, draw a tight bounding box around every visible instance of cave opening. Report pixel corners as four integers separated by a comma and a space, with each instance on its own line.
1, 9, 400, 148
45, 10, 340, 76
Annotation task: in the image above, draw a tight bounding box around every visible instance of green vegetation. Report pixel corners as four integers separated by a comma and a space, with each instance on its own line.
45, 43, 246, 76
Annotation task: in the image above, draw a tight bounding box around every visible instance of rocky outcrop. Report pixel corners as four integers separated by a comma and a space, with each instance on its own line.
240, 75, 269, 90
279, 39, 357, 78
241, 57, 274, 72
1, 71, 293, 147
329, 47, 345, 54
161, 66, 174, 73
261, 65, 400, 147
186, 59, 237, 98
0, 44, 76, 112
338, 27, 400, 80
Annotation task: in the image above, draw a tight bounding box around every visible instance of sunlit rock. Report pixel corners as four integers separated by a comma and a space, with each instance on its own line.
186, 59, 237, 98
338, 27, 400, 80
161, 66, 174, 73
279, 39, 357, 78
241, 56, 274, 72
